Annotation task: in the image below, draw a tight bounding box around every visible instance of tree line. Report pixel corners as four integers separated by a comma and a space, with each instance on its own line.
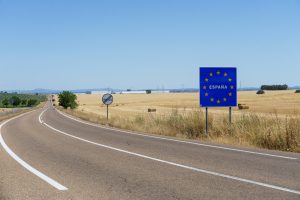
1, 96, 38, 107
260, 84, 288, 90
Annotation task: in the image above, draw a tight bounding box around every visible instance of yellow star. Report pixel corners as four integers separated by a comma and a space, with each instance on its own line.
205, 93, 208, 97
228, 92, 232, 96
210, 98, 214, 102
223, 98, 227, 102
230, 85, 234, 89
205, 78, 209, 82
224, 73, 228, 77
209, 73, 213, 77
217, 99, 221, 104
228, 78, 232, 82
216, 71, 221, 75
203, 85, 207, 90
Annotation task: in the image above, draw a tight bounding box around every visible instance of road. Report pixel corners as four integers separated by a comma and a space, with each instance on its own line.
0, 102, 299, 200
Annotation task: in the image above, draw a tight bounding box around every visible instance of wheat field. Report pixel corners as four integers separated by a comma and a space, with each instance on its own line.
75, 90, 300, 118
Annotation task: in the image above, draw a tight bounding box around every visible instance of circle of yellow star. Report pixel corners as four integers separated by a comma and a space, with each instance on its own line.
228, 78, 232, 82
205, 78, 209, 82
230, 85, 234, 89
203, 86, 207, 90
216, 71, 221, 75
205, 93, 208, 96
223, 98, 227, 102
217, 100, 221, 104
224, 73, 228, 77
209, 73, 213, 77
210, 98, 214, 102
228, 92, 232, 96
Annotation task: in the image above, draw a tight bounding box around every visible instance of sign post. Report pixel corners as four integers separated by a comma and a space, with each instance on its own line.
205, 107, 208, 135
106, 105, 109, 121
102, 93, 113, 123
229, 107, 232, 129
199, 67, 237, 135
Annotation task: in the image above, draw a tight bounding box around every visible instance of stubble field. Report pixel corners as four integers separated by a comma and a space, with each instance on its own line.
59, 90, 300, 152
75, 90, 300, 117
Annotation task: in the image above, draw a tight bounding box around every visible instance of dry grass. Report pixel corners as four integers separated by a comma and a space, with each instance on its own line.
0, 102, 45, 122
57, 91, 300, 152
60, 109, 300, 153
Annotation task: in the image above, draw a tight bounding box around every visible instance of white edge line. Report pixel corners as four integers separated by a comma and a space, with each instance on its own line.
40, 109, 300, 195
0, 109, 68, 191
55, 109, 297, 160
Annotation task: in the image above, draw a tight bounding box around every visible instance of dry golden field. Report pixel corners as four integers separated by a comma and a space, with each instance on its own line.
58, 90, 300, 152
74, 90, 300, 118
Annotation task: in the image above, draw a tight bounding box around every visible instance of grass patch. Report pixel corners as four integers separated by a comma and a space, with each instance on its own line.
59, 107, 300, 153
0, 102, 45, 122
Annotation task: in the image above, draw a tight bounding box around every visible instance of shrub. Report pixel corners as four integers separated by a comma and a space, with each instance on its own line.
21, 99, 27, 106
2, 98, 9, 107
295, 90, 300, 93
256, 90, 265, 95
9, 96, 21, 106
27, 99, 38, 107
58, 91, 78, 109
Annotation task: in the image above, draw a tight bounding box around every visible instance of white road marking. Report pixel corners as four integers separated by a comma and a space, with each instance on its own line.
41, 109, 300, 195
0, 110, 68, 191
39, 109, 47, 124
55, 109, 297, 160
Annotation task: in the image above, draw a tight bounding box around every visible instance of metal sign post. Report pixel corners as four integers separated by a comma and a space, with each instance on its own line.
205, 107, 208, 135
199, 67, 237, 135
229, 106, 232, 130
106, 105, 109, 121
102, 93, 113, 124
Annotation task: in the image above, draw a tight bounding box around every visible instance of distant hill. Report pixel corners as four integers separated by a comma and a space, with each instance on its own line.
2, 86, 300, 94
289, 86, 300, 89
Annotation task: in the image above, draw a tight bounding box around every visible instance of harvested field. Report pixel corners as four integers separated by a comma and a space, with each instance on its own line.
57, 90, 300, 152
74, 90, 300, 118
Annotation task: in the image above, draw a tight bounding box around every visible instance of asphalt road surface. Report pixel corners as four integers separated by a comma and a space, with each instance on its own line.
0, 102, 299, 200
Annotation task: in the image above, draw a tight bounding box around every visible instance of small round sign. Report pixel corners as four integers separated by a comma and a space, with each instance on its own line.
102, 93, 113, 105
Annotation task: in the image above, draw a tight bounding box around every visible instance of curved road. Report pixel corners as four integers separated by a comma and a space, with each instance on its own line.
0, 102, 299, 200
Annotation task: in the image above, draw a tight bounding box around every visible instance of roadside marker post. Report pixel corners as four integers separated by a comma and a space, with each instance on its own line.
199, 67, 237, 135
102, 93, 113, 124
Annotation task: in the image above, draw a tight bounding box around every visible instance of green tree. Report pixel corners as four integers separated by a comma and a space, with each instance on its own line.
21, 99, 27, 106
256, 90, 265, 95
2, 98, 9, 107
9, 96, 21, 106
58, 91, 78, 109
27, 99, 38, 107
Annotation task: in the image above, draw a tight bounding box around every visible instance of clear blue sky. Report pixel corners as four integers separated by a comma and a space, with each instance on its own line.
0, 0, 299, 90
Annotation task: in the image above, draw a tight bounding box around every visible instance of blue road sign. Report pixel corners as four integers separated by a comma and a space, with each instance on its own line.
102, 93, 113, 105
200, 67, 237, 107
